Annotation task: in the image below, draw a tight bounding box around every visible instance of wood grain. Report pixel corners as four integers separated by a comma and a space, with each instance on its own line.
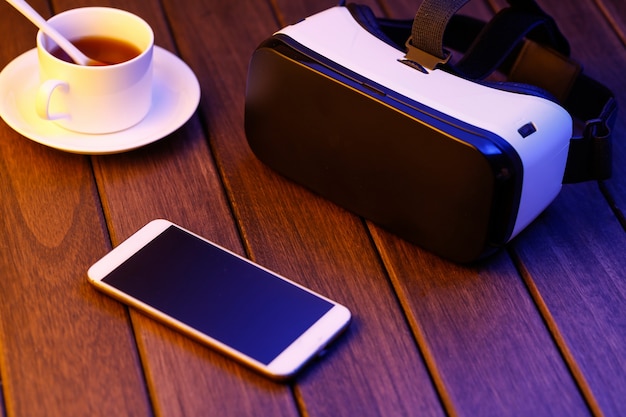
0, 0, 624, 415
0, 101, 151, 416
0, 0, 150, 415
340, 1, 596, 415
596, 0, 626, 49
74, 0, 302, 414
488, 0, 626, 416
160, 0, 445, 415
371, 227, 592, 416
513, 184, 626, 417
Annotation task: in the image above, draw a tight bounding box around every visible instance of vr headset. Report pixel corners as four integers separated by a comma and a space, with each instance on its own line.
244, 0, 616, 262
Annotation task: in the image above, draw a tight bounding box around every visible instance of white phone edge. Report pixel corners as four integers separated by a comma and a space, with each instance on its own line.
87, 219, 352, 380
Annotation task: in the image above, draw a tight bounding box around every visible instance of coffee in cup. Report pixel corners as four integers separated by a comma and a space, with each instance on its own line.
49, 36, 143, 66
36, 7, 154, 134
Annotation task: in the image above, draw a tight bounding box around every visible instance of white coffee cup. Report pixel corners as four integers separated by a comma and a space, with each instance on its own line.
36, 7, 154, 134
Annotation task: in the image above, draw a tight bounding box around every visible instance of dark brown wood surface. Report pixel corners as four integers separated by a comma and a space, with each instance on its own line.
0, 0, 624, 416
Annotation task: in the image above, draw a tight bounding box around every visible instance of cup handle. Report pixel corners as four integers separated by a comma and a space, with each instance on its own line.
36, 80, 69, 120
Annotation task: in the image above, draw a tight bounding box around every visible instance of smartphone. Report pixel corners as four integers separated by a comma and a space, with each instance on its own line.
87, 219, 351, 380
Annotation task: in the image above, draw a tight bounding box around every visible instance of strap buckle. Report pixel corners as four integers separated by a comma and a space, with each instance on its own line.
397, 0, 616, 183
563, 96, 617, 183
403, 39, 451, 72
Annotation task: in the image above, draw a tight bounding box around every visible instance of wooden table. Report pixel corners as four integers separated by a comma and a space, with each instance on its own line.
1, 0, 624, 415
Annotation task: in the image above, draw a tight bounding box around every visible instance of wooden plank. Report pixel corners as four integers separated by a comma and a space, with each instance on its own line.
0, 2, 36, 414
49, 0, 303, 415
273, 0, 592, 415
161, 0, 446, 415
1, 0, 620, 416
273, 0, 385, 25
384, 1, 626, 415
512, 184, 626, 417
376, 1, 591, 415
488, 0, 626, 415
0, 75, 151, 416
93, 122, 300, 417
594, 0, 626, 48
0, 1, 152, 415
371, 228, 592, 416
0, 143, 151, 417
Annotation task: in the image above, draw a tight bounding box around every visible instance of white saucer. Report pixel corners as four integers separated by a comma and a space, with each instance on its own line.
0, 46, 200, 154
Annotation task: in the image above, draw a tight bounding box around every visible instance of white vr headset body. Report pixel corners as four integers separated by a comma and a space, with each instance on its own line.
244, 5, 609, 262
279, 6, 571, 236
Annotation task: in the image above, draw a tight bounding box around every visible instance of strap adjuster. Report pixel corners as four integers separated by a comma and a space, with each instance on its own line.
404, 39, 451, 71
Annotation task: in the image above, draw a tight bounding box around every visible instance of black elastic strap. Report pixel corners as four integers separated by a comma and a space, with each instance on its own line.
502, 39, 616, 182
410, 0, 469, 60
403, 0, 616, 183
409, 0, 568, 74
453, 6, 568, 80
563, 80, 617, 183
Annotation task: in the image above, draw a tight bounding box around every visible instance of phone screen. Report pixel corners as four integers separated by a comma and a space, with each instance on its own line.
101, 225, 334, 365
